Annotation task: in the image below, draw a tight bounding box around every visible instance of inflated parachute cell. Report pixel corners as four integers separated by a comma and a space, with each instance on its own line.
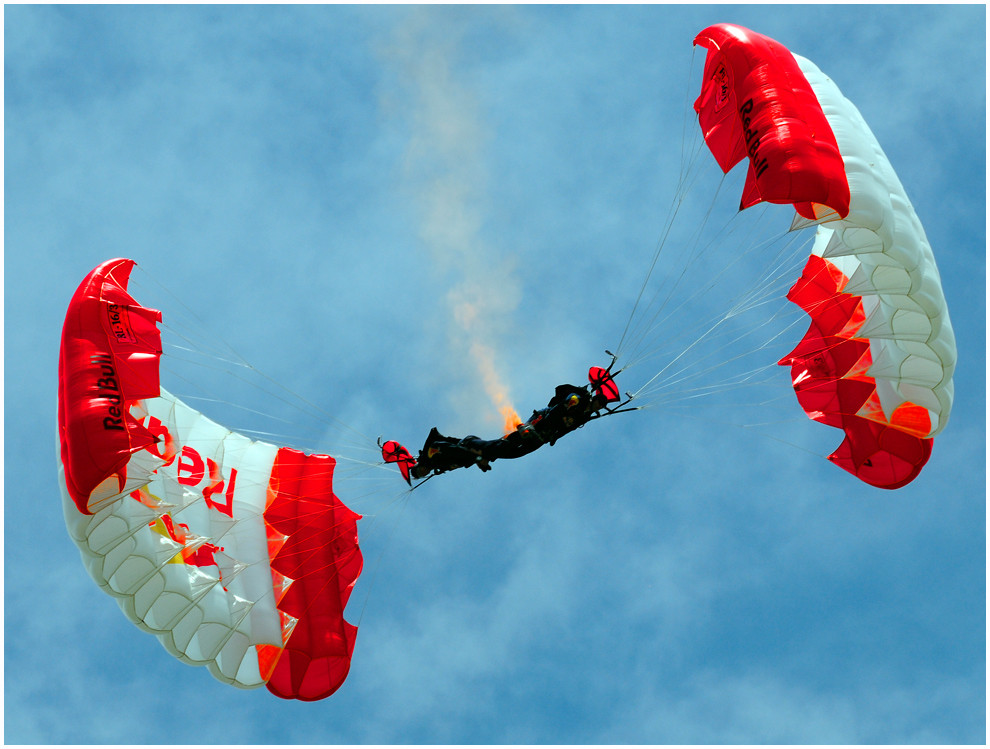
57, 258, 363, 699
693, 24, 956, 488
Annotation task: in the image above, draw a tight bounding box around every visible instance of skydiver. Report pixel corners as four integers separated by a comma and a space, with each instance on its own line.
524, 383, 610, 446
382, 362, 629, 483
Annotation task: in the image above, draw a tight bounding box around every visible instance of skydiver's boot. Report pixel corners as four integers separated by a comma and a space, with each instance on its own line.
421, 426, 455, 453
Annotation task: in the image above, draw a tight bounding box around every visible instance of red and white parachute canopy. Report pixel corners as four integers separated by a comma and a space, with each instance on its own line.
692, 23, 956, 489
57, 258, 363, 700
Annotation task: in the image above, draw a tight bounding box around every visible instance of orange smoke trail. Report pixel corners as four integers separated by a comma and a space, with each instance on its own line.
469, 339, 522, 436
501, 403, 523, 434
388, 18, 523, 433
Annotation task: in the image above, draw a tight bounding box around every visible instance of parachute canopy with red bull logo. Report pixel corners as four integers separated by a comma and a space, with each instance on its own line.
693, 23, 955, 488
57, 258, 362, 700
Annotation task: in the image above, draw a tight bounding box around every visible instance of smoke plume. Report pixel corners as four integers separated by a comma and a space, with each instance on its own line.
384, 10, 522, 433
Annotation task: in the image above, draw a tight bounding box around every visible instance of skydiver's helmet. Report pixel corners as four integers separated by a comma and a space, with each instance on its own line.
565, 393, 582, 408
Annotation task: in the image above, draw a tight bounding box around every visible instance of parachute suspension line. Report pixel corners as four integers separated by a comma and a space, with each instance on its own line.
624, 222, 813, 410
630, 247, 805, 397
155, 314, 385, 459
632, 377, 793, 431
128, 266, 378, 454
622, 243, 817, 446
349, 484, 420, 630
165, 393, 296, 432
141, 281, 404, 512
642, 285, 798, 392
612, 49, 712, 363
677, 47, 701, 187
617, 132, 781, 370
617, 180, 752, 370
631, 296, 807, 405
613, 146, 730, 373
612, 135, 710, 361
638, 398, 828, 460
612, 46, 826, 425
700, 225, 809, 335
159, 319, 381, 461
619, 193, 783, 376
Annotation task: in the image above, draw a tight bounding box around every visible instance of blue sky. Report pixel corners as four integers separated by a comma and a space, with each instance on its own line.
5, 4, 985, 744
